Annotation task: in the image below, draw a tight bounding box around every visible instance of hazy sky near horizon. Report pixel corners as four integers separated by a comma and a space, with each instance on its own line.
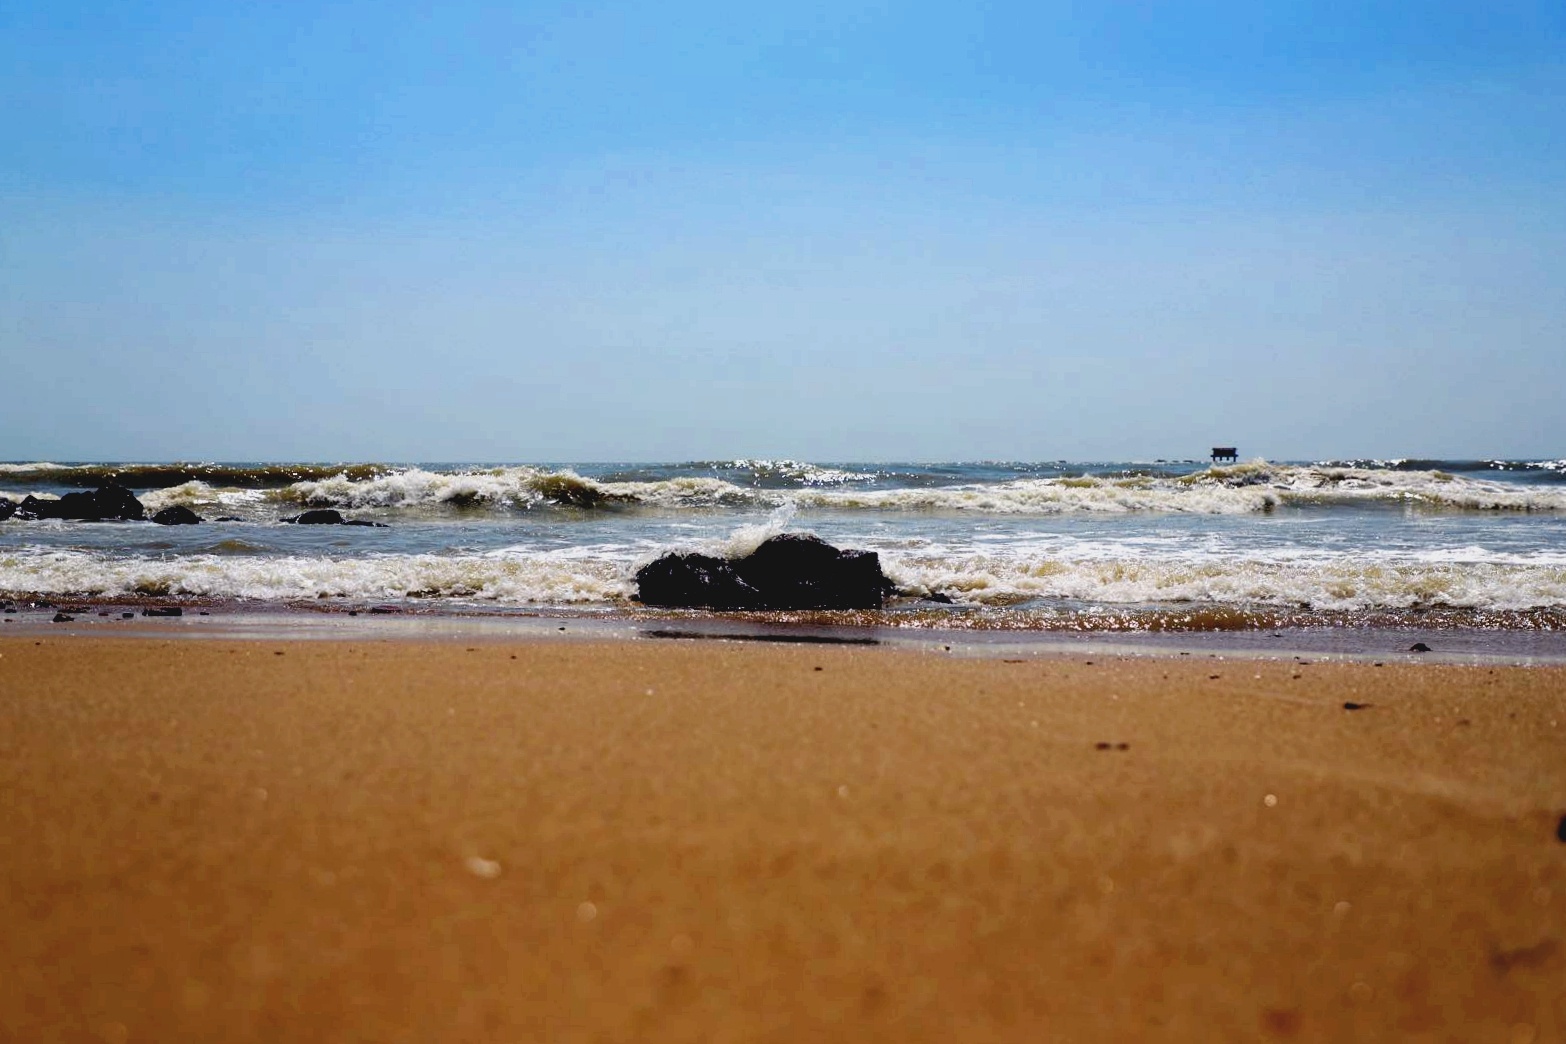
3, 1, 1563, 462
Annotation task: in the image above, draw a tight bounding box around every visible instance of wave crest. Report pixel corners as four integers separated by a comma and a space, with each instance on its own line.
279, 467, 627, 511
7, 460, 1564, 515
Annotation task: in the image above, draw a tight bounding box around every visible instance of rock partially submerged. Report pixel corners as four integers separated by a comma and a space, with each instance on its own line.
281, 509, 388, 527
285, 509, 347, 524
14, 485, 145, 521
0, 498, 14, 522
636, 534, 893, 610
152, 505, 203, 525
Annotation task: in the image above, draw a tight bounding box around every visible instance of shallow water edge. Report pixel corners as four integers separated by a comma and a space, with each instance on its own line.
7, 598, 1566, 666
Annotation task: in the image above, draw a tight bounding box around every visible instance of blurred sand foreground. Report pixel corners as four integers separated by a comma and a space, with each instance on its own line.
2, 637, 1563, 1043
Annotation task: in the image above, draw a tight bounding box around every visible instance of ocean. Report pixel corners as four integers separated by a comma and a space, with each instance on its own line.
3, 458, 1566, 653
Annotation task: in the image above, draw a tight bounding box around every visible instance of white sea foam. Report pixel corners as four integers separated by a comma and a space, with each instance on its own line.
140, 483, 269, 512
0, 462, 69, 473
4, 543, 1565, 612
880, 550, 1566, 611
0, 548, 632, 603
795, 479, 1282, 514
1218, 463, 1566, 510
715, 460, 877, 485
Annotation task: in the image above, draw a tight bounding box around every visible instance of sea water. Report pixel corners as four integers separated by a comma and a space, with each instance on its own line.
3, 459, 1565, 637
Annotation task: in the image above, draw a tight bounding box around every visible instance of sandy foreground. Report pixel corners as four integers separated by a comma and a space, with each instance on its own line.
1, 636, 1563, 1043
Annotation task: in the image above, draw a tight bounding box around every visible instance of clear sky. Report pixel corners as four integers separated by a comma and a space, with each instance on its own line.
2, 1, 1563, 462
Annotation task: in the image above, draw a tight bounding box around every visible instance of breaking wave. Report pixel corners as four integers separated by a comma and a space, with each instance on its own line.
279, 467, 626, 510
238, 462, 1566, 515
5, 544, 1565, 614
10, 462, 1559, 517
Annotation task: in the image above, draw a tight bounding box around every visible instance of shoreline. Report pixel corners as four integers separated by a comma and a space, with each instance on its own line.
7, 596, 1566, 665
3, 635, 1562, 1041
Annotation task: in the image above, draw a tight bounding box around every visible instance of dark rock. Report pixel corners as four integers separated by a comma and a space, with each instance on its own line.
1409, 642, 1432, 653
151, 505, 203, 526
734, 535, 893, 610
1343, 701, 1369, 711
96, 484, 146, 520
214, 516, 243, 522
636, 534, 893, 611
55, 491, 101, 517
51, 612, 74, 623
142, 606, 183, 617
13, 485, 145, 521
280, 509, 386, 526
636, 553, 762, 610
922, 591, 955, 604
121, 612, 134, 619
14, 496, 49, 520
0, 498, 14, 521
284, 509, 346, 524
1558, 814, 1566, 843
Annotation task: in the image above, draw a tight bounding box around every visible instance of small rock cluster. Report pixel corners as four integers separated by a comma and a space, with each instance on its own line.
1, 484, 147, 522
0, 486, 385, 526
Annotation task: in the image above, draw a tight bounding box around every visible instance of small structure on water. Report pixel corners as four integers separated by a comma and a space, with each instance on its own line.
1211, 446, 1238, 462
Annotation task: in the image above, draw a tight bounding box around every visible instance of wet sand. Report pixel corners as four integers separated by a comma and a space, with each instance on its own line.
2, 636, 1563, 1042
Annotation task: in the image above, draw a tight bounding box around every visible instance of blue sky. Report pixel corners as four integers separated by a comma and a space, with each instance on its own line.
2, 1, 1563, 461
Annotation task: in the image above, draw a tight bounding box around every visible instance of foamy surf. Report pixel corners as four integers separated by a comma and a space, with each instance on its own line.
881, 552, 1566, 611
4, 544, 1565, 614
5, 458, 1565, 630
0, 547, 632, 603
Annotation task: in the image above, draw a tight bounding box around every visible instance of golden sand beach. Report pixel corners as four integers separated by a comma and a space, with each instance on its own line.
2, 636, 1563, 1042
